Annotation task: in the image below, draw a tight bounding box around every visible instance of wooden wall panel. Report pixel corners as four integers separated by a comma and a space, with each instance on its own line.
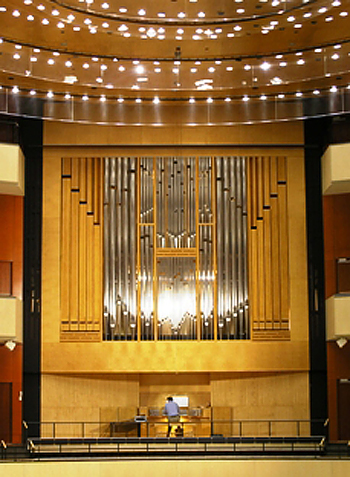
60, 158, 103, 341
323, 193, 350, 299
247, 157, 290, 340
211, 371, 309, 436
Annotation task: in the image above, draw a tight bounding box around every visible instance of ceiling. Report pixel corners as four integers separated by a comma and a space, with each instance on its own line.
0, 0, 349, 112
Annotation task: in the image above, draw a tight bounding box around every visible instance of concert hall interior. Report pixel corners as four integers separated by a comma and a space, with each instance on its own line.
0, 0, 350, 474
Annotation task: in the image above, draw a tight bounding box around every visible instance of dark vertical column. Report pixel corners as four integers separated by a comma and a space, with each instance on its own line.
21, 117, 43, 439
304, 117, 329, 436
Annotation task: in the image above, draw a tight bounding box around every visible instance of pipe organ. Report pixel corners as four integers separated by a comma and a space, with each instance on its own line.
60, 156, 290, 342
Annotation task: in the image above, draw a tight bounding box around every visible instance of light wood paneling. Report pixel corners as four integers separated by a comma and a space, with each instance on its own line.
211, 371, 309, 436
60, 157, 103, 341
247, 156, 290, 340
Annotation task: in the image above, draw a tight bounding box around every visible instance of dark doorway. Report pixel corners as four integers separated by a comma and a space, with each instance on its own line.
338, 380, 350, 440
0, 383, 12, 442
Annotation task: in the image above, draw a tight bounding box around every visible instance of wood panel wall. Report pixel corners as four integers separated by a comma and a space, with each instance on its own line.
323, 193, 350, 299
247, 157, 290, 340
60, 158, 103, 341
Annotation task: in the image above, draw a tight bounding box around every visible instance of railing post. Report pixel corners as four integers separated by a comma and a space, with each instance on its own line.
297, 420, 300, 437
53, 422, 56, 439
82, 422, 85, 438
239, 421, 242, 437
268, 421, 272, 437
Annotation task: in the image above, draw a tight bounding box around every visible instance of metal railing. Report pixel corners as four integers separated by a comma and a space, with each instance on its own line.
22, 418, 329, 440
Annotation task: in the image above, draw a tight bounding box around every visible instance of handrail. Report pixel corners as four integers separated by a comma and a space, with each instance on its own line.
23, 418, 329, 440
0, 440, 6, 449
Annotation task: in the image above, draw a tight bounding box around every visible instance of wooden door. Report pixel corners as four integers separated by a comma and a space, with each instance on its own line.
0, 383, 12, 442
338, 380, 350, 440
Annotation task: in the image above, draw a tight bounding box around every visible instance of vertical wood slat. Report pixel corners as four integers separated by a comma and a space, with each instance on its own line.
270, 156, 281, 330
60, 157, 102, 341
263, 157, 273, 328
257, 157, 265, 328
78, 159, 87, 330
61, 158, 71, 332
70, 158, 80, 331
277, 156, 289, 328
248, 155, 290, 340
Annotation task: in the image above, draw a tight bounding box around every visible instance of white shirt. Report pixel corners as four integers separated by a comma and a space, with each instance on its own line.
164, 400, 180, 417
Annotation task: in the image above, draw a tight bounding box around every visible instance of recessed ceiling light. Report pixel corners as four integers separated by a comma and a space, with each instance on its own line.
136, 98, 142, 103
65, 60, 72, 67
332, 0, 341, 5
118, 65, 125, 72
237, 8, 245, 13
330, 85, 337, 92
30, 56, 37, 62
147, 27, 157, 37
242, 95, 249, 102
57, 22, 65, 28
234, 25, 242, 31
13, 53, 20, 60
100, 95, 106, 102
118, 24, 128, 31
227, 33, 235, 37
138, 9, 146, 16
331, 53, 339, 60
176, 36, 183, 41
193, 35, 201, 40
325, 16, 333, 21
158, 12, 166, 17
271, 77, 282, 84
101, 64, 107, 71
119, 7, 127, 13
48, 59, 55, 65
30, 90, 36, 95
225, 97, 231, 102
84, 18, 92, 25
226, 66, 233, 71
102, 22, 109, 28
315, 48, 322, 53
37, 4, 45, 10
244, 65, 251, 71
260, 94, 267, 100
195, 61, 201, 65
82, 95, 89, 101
47, 91, 54, 99
172, 68, 179, 74
207, 97, 213, 103
178, 12, 186, 18
313, 90, 320, 95
198, 12, 205, 18
42, 18, 49, 25
96, 77, 103, 83
92, 57, 98, 62
118, 98, 124, 103
296, 92, 303, 97
189, 98, 195, 103
27, 14, 34, 20
280, 61, 287, 67
303, 12, 312, 17
73, 26, 80, 31
53, 52, 60, 56
105, 84, 113, 89
260, 61, 271, 71
67, 14, 75, 22
177, 28, 184, 35
294, 23, 302, 28
340, 11, 348, 16
278, 93, 285, 99
334, 44, 341, 49
136, 65, 144, 74
83, 63, 89, 69
208, 67, 215, 73
153, 97, 160, 104
318, 7, 327, 13
12, 86, 19, 93
101, 3, 109, 9
154, 67, 161, 73
297, 59, 305, 65
52, 9, 59, 16
13, 10, 20, 17
24, 0, 32, 4
65, 93, 71, 100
